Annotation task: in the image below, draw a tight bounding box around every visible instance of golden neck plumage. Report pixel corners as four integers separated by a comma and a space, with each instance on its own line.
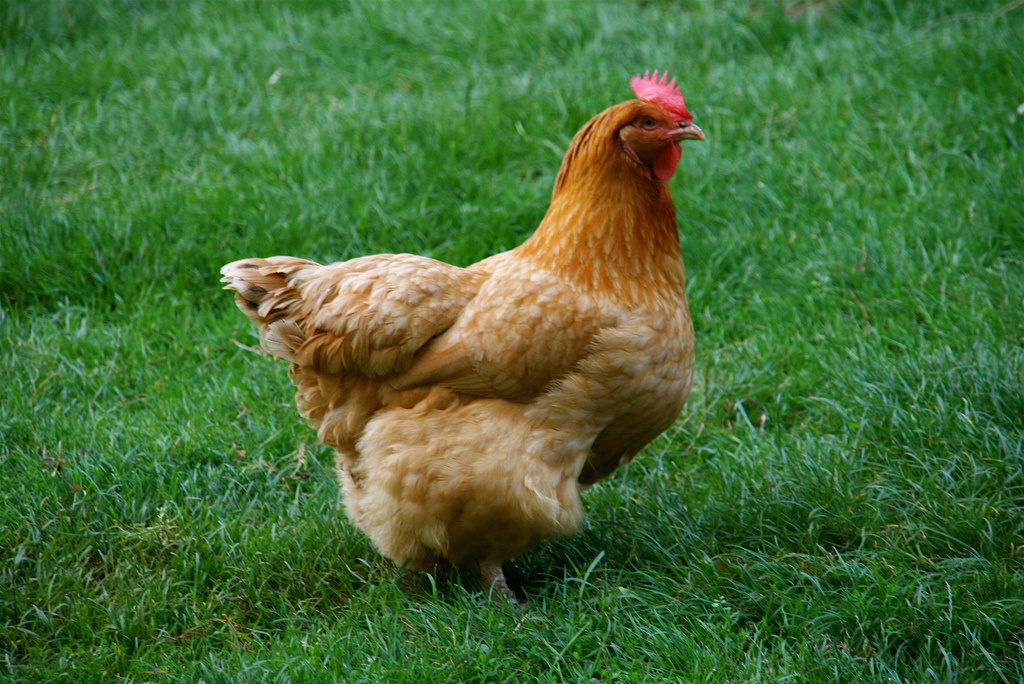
516, 106, 686, 303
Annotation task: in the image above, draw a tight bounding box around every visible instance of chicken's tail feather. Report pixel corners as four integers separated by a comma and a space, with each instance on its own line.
221, 257, 319, 361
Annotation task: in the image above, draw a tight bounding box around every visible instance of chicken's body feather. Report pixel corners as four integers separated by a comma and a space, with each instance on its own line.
221, 78, 703, 600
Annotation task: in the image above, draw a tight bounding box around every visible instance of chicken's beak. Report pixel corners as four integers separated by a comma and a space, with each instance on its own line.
672, 121, 705, 142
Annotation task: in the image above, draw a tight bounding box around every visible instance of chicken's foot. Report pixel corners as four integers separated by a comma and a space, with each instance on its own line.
480, 560, 519, 608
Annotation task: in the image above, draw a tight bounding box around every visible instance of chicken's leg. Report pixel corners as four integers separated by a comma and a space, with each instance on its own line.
480, 560, 518, 607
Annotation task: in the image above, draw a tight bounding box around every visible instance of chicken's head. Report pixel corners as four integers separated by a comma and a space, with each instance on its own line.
619, 70, 705, 180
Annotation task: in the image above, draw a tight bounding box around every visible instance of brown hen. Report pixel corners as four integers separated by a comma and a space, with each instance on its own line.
221, 70, 704, 602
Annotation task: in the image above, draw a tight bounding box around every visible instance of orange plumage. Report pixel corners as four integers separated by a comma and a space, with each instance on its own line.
221, 71, 705, 602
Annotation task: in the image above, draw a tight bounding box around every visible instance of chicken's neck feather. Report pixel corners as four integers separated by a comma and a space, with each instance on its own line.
516, 108, 686, 303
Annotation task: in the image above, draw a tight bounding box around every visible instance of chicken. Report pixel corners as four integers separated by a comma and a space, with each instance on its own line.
221, 70, 704, 602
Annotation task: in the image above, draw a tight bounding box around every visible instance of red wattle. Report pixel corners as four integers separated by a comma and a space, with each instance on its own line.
652, 142, 681, 180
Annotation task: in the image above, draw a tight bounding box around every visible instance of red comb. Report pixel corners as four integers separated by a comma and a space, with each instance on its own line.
630, 69, 693, 123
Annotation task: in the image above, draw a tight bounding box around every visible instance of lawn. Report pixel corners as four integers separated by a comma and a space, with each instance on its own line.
2, 0, 1023, 681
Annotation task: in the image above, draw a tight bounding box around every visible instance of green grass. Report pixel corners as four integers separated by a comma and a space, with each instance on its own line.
2, 0, 1023, 680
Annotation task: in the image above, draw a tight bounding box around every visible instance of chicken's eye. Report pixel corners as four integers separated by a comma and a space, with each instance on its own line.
641, 118, 658, 130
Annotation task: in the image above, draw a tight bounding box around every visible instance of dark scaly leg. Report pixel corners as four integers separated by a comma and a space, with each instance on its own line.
479, 560, 519, 607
